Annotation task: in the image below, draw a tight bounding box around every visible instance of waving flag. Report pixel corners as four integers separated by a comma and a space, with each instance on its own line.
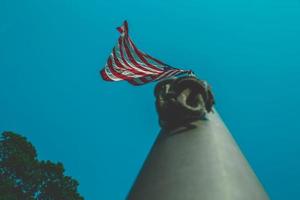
100, 21, 193, 85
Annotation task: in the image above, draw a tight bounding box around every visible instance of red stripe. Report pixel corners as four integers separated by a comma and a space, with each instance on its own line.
102, 20, 191, 85
129, 74, 159, 85
117, 27, 123, 33
140, 77, 149, 83
112, 47, 127, 71
143, 53, 169, 66
127, 70, 188, 86
117, 37, 148, 76
112, 47, 147, 77
117, 21, 128, 34
127, 37, 164, 72
124, 36, 162, 72
127, 79, 142, 86
128, 70, 187, 85
118, 37, 133, 69
100, 69, 113, 81
154, 70, 176, 81
132, 74, 164, 85
121, 21, 168, 67
107, 57, 133, 81
137, 74, 159, 84
122, 36, 158, 74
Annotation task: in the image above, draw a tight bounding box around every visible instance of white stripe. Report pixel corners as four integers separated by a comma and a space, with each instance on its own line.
119, 37, 157, 75
127, 38, 165, 71
154, 70, 173, 81
139, 50, 167, 68
154, 69, 182, 81
160, 70, 179, 80
115, 43, 154, 76
104, 65, 122, 81
110, 54, 143, 78
123, 36, 163, 73
165, 70, 180, 78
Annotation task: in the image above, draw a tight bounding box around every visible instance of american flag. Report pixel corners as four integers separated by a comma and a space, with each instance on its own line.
100, 21, 193, 85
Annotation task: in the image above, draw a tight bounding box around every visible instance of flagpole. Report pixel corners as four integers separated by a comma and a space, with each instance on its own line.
127, 76, 269, 200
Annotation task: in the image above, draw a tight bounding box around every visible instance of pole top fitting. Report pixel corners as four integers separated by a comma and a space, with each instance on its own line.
154, 76, 215, 129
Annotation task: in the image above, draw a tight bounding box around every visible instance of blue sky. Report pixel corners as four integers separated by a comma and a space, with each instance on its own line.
1, 0, 300, 199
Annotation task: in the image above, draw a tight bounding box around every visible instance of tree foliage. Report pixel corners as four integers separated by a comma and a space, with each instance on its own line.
0, 132, 84, 200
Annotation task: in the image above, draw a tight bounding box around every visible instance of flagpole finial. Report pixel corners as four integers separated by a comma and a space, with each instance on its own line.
154, 76, 215, 129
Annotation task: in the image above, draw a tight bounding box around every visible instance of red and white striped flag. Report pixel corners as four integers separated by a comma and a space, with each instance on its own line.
100, 21, 193, 86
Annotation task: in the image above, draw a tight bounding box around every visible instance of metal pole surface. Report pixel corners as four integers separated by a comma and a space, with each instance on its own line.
127, 111, 269, 200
